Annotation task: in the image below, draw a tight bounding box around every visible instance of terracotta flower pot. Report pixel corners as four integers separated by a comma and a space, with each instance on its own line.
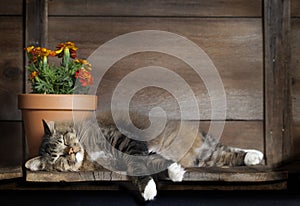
18, 94, 97, 159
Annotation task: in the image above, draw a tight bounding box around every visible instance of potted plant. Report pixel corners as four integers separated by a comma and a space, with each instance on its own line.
18, 42, 97, 159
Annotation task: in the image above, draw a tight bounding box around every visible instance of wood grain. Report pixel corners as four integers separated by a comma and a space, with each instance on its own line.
0, 166, 22, 180
291, 19, 300, 122
25, 0, 48, 93
0, 17, 23, 120
0, 0, 23, 15
0, 122, 23, 167
48, 17, 263, 120
200, 121, 264, 153
48, 0, 262, 17
291, 0, 300, 17
25, 166, 287, 183
292, 122, 300, 159
264, 0, 292, 166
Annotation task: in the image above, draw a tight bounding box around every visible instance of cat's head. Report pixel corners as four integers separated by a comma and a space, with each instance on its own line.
25, 119, 85, 171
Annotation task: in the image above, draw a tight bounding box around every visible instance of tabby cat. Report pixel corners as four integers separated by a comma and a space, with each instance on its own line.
25, 113, 264, 201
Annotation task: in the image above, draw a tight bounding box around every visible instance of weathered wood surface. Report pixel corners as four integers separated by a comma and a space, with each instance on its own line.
0, 122, 23, 167
200, 121, 264, 153
0, 0, 23, 15
291, 19, 300, 123
0, 17, 23, 120
25, 0, 48, 93
264, 0, 292, 167
48, 17, 263, 121
292, 122, 300, 159
0, 166, 22, 180
291, 17, 300, 159
291, 0, 300, 17
25, 166, 287, 183
48, 0, 262, 17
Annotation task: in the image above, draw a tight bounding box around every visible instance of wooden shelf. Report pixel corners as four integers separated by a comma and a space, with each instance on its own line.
26, 166, 288, 183
0, 166, 22, 180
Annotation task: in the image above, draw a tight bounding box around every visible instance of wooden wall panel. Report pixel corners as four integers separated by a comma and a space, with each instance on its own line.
291, 19, 300, 122
48, 0, 262, 17
48, 17, 263, 120
291, 0, 300, 17
0, 0, 23, 15
291, 19, 300, 159
0, 122, 23, 167
0, 17, 23, 120
264, 0, 291, 166
200, 121, 264, 152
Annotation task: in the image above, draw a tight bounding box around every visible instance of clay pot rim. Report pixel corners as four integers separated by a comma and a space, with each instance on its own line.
18, 93, 97, 110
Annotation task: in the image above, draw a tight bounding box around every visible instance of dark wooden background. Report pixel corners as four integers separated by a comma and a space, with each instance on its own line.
0, 0, 298, 170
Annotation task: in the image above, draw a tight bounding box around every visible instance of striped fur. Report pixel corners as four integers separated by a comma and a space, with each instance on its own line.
25, 113, 263, 201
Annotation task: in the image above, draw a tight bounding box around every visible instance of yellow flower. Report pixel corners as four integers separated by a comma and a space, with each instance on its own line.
25, 46, 34, 53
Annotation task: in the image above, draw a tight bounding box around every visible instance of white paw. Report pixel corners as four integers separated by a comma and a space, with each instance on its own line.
244, 150, 264, 166
142, 178, 157, 201
168, 163, 186, 182
75, 151, 84, 163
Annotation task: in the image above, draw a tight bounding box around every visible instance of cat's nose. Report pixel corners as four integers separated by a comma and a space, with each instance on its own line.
68, 147, 74, 155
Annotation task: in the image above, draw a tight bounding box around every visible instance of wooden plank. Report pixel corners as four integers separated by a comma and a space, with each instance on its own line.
0, 167, 22, 180
292, 122, 300, 159
48, 17, 263, 120
264, 0, 292, 167
291, 19, 300, 122
0, 178, 287, 191
0, 0, 23, 15
291, 0, 300, 17
48, 0, 262, 17
0, 17, 23, 120
25, 0, 48, 47
291, 19, 300, 159
25, 0, 48, 93
0, 122, 23, 167
158, 181, 287, 190
200, 121, 264, 153
25, 166, 287, 183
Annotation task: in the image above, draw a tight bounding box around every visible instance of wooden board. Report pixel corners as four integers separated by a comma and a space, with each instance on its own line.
0, 0, 23, 15
291, 19, 300, 122
0, 17, 23, 120
48, 0, 262, 17
25, 166, 287, 183
291, 0, 300, 17
264, 0, 292, 166
0, 122, 23, 167
292, 122, 300, 159
48, 17, 263, 120
200, 121, 264, 153
0, 166, 22, 180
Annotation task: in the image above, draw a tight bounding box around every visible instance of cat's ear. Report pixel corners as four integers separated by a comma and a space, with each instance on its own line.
42, 119, 54, 135
25, 156, 46, 171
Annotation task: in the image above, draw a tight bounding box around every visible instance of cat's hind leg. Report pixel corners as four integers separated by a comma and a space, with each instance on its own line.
230, 148, 264, 166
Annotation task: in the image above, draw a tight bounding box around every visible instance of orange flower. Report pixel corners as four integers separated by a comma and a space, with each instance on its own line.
75, 69, 93, 87
74, 59, 92, 71
25, 46, 54, 63
55, 41, 78, 59
30, 71, 38, 80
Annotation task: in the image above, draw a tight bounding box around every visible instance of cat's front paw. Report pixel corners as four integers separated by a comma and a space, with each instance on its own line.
142, 178, 157, 201
168, 163, 186, 182
244, 150, 264, 166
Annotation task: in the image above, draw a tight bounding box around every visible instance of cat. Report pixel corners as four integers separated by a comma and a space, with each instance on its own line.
25, 113, 264, 201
